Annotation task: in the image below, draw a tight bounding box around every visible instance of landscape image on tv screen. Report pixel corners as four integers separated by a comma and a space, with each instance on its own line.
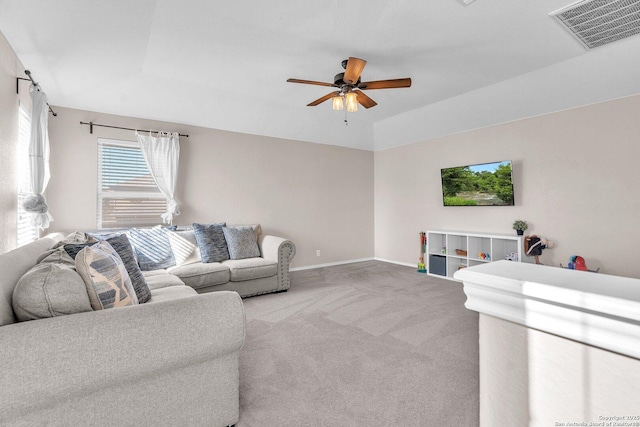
441, 160, 514, 206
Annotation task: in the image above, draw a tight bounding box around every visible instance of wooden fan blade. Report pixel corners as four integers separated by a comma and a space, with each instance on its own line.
307, 91, 340, 106
343, 57, 366, 85
353, 90, 377, 109
358, 78, 412, 90
287, 78, 338, 87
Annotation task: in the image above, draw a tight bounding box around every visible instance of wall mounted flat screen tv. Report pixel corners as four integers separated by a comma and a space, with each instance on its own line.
441, 160, 514, 206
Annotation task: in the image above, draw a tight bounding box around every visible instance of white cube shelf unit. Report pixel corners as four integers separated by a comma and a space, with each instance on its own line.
427, 230, 525, 281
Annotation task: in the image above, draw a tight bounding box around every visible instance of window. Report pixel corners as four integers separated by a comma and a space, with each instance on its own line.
17, 104, 38, 246
97, 138, 166, 229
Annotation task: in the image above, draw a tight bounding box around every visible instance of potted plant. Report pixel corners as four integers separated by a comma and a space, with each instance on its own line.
512, 220, 528, 235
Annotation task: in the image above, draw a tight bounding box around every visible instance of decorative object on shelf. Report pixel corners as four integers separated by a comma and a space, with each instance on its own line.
524, 235, 556, 264
478, 252, 490, 260
441, 246, 447, 254
455, 249, 468, 256
505, 252, 518, 261
512, 220, 528, 235
418, 232, 427, 273
561, 256, 600, 273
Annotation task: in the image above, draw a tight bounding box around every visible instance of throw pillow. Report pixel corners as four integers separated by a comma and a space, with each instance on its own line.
103, 234, 151, 303
64, 234, 152, 303
127, 226, 176, 271
63, 242, 94, 259
12, 263, 93, 321
172, 229, 201, 265
75, 241, 138, 310
222, 226, 260, 260
50, 230, 94, 250
36, 246, 77, 269
166, 230, 197, 267
192, 222, 229, 263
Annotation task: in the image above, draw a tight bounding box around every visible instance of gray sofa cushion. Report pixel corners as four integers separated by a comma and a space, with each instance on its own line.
193, 222, 229, 263
148, 285, 198, 303
12, 263, 93, 321
222, 226, 260, 260
169, 262, 230, 289
142, 270, 185, 290
222, 258, 278, 282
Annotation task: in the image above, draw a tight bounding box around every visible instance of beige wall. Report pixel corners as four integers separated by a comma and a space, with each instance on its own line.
0, 32, 30, 254
46, 107, 374, 268
374, 94, 640, 278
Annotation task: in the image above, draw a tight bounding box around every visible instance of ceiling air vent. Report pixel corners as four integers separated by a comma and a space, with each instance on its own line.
550, 0, 640, 49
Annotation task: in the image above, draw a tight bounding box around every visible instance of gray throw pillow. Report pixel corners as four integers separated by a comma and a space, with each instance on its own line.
36, 246, 77, 269
192, 222, 229, 263
222, 226, 260, 260
64, 234, 152, 304
13, 263, 93, 321
127, 227, 176, 271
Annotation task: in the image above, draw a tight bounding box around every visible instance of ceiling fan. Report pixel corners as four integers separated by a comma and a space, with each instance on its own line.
287, 57, 411, 112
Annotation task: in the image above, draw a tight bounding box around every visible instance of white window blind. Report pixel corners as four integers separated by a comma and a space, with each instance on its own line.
17, 104, 38, 246
97, 138, 166, 229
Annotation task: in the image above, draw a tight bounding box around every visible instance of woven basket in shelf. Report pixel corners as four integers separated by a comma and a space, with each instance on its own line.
455, 249, 468, 256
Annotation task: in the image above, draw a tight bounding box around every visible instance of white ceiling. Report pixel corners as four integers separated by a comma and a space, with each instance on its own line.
2, 0, 640, 151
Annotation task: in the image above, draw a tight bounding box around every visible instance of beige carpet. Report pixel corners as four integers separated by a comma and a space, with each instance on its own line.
237, 260, 479, 426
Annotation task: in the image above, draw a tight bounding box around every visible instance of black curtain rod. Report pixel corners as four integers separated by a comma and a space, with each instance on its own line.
16, 70, 58, 117
79, 121, 189, 138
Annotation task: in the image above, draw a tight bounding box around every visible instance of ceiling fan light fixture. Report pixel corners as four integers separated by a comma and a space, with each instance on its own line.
332, 95, 344, 111
346, 92, 358, 112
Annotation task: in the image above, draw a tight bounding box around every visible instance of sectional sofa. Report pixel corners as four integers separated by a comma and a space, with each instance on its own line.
0, 224, 296, 426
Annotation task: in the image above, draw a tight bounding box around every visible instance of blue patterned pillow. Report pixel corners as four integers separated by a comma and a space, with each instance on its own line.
127, 227, 176, 271
222, 226, 260, 260
64, 234, 152, 303
192, 222, 229, 263
103, 234, 151, 303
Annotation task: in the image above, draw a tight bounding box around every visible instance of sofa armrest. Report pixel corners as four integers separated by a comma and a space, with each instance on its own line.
258, 235, 296, 292
0, 291, 245, 420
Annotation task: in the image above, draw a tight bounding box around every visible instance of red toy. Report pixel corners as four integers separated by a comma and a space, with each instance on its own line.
569, 255, 588, 271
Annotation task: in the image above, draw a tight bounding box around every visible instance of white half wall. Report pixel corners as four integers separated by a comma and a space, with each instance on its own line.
479, 314, 640, 426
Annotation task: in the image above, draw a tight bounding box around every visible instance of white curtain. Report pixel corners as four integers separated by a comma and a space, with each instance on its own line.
135, 131, 181, 224
22, 89, 53, 230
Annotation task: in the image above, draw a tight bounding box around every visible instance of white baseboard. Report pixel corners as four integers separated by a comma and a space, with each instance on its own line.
374, 258, 417, 268
290, 258, 375, 272
290, 257, 419, 271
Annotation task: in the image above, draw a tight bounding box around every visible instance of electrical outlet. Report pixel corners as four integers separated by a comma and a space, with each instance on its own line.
316, 250, 321, 257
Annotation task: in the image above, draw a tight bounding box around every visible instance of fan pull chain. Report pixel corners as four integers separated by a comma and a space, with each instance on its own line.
344, 108, 348, 126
